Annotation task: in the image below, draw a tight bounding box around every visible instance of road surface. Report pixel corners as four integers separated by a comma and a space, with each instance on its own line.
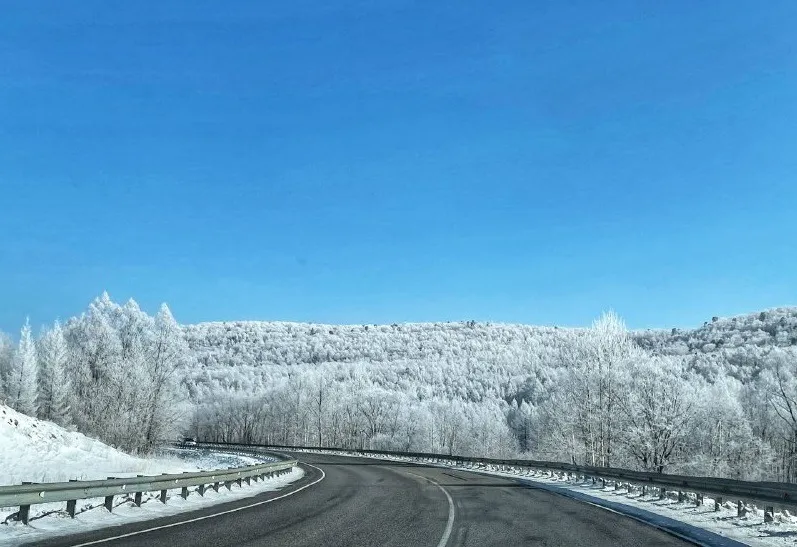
28, 452, 706, 547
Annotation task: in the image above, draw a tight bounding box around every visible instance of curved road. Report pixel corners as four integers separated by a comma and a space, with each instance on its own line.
30, 452, 702, 547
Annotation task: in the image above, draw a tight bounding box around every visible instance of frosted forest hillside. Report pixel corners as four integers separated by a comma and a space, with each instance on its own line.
2, 294, 797, 484
182, 308, 797, 401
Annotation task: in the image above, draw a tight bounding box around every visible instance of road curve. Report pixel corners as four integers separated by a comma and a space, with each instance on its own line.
27, 452, 699, 547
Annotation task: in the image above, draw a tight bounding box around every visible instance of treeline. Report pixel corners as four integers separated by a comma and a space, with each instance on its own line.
189, 382, 518, 459
0, 293, 188, 453
3, 295, 797, 482
188, 313, 797, 481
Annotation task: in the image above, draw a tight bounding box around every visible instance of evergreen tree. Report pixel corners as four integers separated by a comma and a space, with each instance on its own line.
37, 321, 72, 426
7, 320, 38, 416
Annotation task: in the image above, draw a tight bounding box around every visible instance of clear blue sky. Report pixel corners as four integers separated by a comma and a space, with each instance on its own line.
2, 1, 796, 333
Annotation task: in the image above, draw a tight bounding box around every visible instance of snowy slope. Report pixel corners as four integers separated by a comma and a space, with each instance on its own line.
0, 404, 211, 485
0, 404, 289, 540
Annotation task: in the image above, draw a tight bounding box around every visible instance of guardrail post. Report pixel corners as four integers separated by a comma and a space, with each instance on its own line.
659, 487, 666, 500
737, 500, 747, 517
18, 504, 30, 525
213, 482, 220, 492
67, 479, 78, 517
181, 487, 189, 500
641, 485, 646, 496
614, 481, 620, 491
159, 473, 170, 503
198, 484, 206, 496
714, 497, 722, 511
696, 494, 703, 506
19, 482, 33, 524
104, 477, 118, 512
678, 491, 684, 503
225, 481, 232, 491
245, 476, 251, 486
765, 506, 775, 523
132, 475, 145, 507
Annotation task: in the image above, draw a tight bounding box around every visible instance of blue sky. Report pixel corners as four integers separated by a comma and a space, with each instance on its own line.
1, 1, 796, 333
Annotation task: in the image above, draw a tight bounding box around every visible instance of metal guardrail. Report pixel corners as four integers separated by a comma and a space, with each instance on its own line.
0, 445, 297, 525
206, 441, 797, 523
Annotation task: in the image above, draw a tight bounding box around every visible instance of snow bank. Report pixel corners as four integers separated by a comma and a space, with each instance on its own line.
0, 405, 287, 543
0, 404, 192, 485
0, 405, 266, 486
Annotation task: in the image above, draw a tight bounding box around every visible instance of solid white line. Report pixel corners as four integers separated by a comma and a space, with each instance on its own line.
405, 471, 455, 547
69, 464, 326, 547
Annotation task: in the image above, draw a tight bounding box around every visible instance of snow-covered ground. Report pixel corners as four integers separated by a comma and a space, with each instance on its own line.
0, 404, 302, 545
0, 405, 241, 485
0, 467, 304, 546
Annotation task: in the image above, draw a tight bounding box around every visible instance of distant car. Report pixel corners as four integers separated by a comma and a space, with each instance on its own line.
182, 437, 197, 447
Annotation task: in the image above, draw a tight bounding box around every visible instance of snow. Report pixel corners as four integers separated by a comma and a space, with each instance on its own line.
0, 467, 304, 546
0, 404, 258, 485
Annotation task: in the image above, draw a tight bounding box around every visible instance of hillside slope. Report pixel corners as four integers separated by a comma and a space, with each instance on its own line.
635, 307, 797, 353
0, 404, 190, 485
181, 320, 576, 402
181, 307, 797, 401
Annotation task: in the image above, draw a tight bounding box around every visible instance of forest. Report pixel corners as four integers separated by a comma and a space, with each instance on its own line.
2, 293, 797, 481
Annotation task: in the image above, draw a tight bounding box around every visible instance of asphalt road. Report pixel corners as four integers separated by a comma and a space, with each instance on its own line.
28, 452, 702, 547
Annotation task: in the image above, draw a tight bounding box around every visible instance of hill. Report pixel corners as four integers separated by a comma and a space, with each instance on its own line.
181, 307, 797, 402
181, 320, 578, 402
634, 307, 797, 354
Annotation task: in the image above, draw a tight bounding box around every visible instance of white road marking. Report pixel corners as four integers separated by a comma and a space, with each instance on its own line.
69, 463, 326, 546
405, 471, 455, 547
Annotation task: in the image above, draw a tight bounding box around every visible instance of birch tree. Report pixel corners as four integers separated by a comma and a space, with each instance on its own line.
548, 311, 641, 466
616, 355, 696, 472
142, 304, 187, 448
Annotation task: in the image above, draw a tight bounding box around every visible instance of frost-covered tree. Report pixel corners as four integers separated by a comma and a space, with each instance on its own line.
541, 311, 641, 466
761, 347, 797, 481
6, 320, 38, 416
37, 320, 72, 426
60, 294, 192, 453
682, 376, 769, 479
616, 355, 696, 472
508, 400, 538, 452
141, 304, 187, 447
